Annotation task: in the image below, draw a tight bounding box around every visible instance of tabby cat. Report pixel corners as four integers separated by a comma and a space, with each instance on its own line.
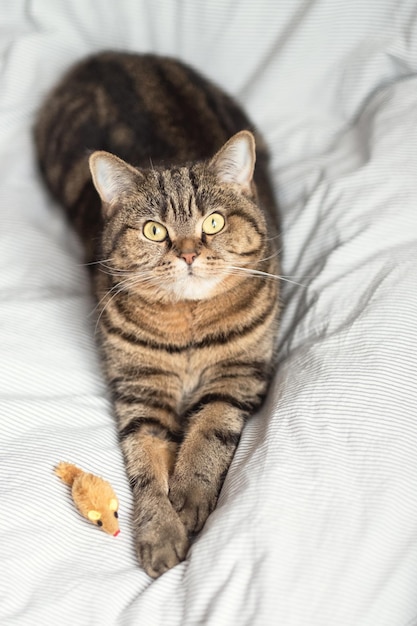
35, 52, 280, 578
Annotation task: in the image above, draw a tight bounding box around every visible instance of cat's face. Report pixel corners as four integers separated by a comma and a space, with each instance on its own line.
90, 132, 268, 301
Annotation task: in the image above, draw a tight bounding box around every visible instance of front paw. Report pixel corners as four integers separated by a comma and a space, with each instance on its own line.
169, 477, 217, 534
134, 499, 189, 578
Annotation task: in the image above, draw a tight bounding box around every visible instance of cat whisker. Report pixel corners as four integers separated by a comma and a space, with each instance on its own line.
227, 265, 308, 288
89, 278, 130, 320
256, 247, 282, 264
92, 270, 158, 331
79, 257, 139, 282
94, 283, 129, 334
107, 270, 169, 294
98, 267, 134, 278
99, 260, 136, 272
78, 257, 114, 267
89, 269, 152, 319
265, 233, 282, 243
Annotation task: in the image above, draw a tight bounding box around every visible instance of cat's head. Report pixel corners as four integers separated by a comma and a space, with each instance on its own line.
89, 131, 269, 302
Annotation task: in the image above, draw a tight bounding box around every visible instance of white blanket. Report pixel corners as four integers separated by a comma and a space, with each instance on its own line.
1, 1, 417, 624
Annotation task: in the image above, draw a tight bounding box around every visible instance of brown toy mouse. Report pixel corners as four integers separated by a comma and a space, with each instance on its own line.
55, 462, 120, 536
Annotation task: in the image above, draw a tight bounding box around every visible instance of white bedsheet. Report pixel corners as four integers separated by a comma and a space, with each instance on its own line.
1, 1, 417, 624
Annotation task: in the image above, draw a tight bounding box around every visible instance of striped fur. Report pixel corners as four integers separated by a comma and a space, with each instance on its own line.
35, 52, 280, 578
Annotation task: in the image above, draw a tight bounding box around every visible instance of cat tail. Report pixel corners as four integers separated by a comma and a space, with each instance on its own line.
55, 461, 84, 485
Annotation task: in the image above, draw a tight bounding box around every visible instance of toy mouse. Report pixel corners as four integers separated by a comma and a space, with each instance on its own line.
55, 462, 120, 536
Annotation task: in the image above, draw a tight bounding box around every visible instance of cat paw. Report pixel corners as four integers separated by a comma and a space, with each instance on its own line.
134, 501, 189, 578
169, 478, 217, 534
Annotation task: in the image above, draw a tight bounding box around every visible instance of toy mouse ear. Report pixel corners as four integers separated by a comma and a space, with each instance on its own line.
87, 510, 101, 521
109, 498, 118, 512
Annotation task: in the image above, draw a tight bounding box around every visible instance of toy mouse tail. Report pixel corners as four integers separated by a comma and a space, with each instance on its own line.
55, 462, 83, 486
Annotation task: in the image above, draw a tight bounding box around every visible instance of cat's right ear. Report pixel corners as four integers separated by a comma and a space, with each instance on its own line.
89, 151, 143, 216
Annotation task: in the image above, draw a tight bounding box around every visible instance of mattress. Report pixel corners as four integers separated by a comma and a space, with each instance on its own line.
1, 1, 417, 624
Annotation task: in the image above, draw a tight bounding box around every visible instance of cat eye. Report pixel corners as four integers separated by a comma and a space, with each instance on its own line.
202, 213, 225, 235
143, 221, 168, 241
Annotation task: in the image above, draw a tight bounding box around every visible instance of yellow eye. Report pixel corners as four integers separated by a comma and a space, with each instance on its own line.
143, 221, 168, 241
202, 213, 225, 235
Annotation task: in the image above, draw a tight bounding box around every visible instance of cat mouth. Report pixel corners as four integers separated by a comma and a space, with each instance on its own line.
181, 262, 201, 278
168, 269, 224, 300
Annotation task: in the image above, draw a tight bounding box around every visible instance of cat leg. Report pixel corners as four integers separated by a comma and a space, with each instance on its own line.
168, 400, 248, 535
169, 361, 270, 535
106, 358, 189, 577
120, 424, 189, 578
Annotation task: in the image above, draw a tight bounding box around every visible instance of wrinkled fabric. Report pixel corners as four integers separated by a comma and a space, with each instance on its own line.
1, 1, 417, 624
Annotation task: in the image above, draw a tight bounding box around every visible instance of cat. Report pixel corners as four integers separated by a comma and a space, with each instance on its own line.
35, 51, 280, 578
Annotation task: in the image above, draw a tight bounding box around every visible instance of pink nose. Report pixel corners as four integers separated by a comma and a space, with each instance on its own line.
113, 530, 120, 537
181, 252, 197, 265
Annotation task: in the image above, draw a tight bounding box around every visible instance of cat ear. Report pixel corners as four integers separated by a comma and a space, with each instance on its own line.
210, 130, 256, 193
89, 151, 143, 213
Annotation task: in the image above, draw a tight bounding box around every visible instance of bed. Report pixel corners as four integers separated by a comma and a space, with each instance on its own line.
1, 1, 417, 624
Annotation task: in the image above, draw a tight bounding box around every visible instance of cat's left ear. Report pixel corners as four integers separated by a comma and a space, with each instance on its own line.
89, 151, 143, 216
210, 130, 256, 194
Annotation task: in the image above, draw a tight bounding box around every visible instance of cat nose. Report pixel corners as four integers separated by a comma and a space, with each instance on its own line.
181, 252, 197, 265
